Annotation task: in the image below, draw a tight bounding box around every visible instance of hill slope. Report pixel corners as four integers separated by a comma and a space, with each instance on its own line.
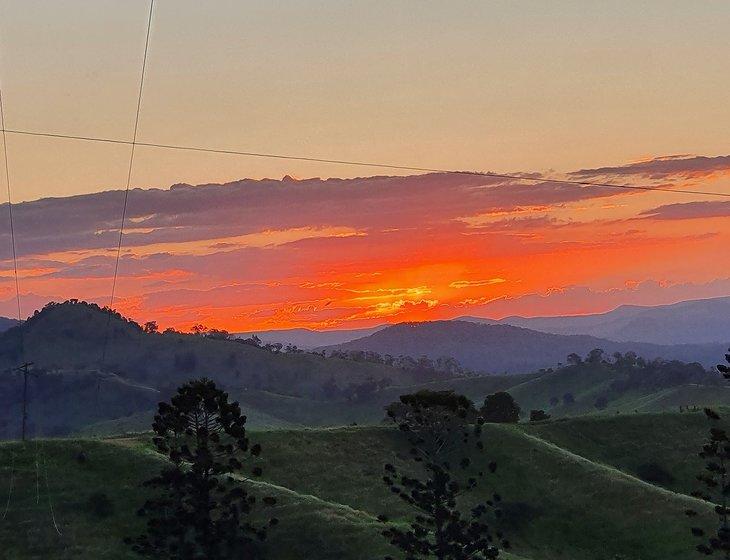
0, 416, 715, 559
0, 301, 423, 436
461, 295, 730, 345
324, 320, 724, 373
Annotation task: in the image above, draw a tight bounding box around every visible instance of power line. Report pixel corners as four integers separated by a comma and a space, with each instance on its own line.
0, 88, 23, 351
109, 0, 154, 315
101, 0, 154, 364
1, 450, 15, 521
1, 127, 729, 199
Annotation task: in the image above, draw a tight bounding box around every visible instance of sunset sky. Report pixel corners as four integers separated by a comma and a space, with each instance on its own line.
0, 1, 728, 331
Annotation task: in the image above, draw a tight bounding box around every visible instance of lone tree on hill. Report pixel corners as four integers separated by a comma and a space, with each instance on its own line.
380, 390, 508, 560
481, 392, 520, 423
126, 378, 277, 560
385, 390, 477, 436
529, 409, 550, 423
686, 349, 730, 557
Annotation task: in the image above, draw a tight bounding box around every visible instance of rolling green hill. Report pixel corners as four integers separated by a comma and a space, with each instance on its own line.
0, 413, 720, 559
3, 301, 729, 439
0, 301, 450, 437
73, 358, 730, 438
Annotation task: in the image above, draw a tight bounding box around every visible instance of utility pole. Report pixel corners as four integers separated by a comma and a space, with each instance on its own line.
15, 361, 34, 442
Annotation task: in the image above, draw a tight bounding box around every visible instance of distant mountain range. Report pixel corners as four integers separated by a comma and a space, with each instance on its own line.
323, 320, 727, 374
1, 299, 729, 438
239, 296, 730, 349
236, 326, 385, 349
459, 295, 730, 345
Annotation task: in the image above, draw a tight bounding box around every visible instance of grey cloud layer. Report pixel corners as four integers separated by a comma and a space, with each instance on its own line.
571, 155, 730, 179
0, 172, 622, 259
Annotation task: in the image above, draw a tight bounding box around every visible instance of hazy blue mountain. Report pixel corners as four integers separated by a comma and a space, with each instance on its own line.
0, 316, 18, 333
459, 296, 730, 345
236, 325, 386, 349
324, 320, 726, 373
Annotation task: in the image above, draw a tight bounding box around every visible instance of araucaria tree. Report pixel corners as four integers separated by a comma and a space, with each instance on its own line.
126, 378, 277, 559
381, 390, 508, 560
687, 349, 730, 557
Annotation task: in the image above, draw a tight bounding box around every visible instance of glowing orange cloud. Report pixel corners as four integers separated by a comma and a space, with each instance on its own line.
0, 165, 727, 332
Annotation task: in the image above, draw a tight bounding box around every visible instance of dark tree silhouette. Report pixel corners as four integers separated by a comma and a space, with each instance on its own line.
126, 378, 277, 559
529, 410, 550, 422
481, 392, 520, 424
586, 348, 605, 364
686, 349, 730, 557
566, 353, 583, 366
385, 390, 477, 434
381, 391, 508, 560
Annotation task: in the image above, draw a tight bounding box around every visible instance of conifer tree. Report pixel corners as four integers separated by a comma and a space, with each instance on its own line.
127, 378, 277, 559
686, 349, 730, 557
381, 390, 508, 560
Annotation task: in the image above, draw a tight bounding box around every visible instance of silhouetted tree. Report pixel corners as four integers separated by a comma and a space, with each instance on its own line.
481, 392, 520, 423
239, 335, 262, 348
686, 349, 730, 557
566, 353, 583, 366
143, 321, 159, 334
529, 410, 550, 422
385, 390, 477, 437
126, 378, 277, 559
586, 348, 605, 365
381, 391, 508, 559
206, 329, 232, 341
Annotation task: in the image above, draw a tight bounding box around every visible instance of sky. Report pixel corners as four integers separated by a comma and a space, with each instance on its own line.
0, 1, 728, 331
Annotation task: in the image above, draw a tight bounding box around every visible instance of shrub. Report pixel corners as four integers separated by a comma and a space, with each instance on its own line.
481, 392, 520, 423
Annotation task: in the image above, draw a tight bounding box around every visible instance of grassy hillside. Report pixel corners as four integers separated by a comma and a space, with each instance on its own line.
230, 374, 534, 426
523, 412, 719, 496
0, 371, 160, 439
507, 359, 730, 417
0, 414, 718, 559
72, 361, 730, 437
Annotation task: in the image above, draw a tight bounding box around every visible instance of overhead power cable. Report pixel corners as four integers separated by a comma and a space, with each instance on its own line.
0, 127, 728, 199
0, 82, 23, 353
100, 0, 154, 365
108, 0, 154, 315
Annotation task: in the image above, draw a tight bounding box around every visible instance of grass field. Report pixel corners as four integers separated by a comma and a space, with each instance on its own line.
0, 411, 720, 559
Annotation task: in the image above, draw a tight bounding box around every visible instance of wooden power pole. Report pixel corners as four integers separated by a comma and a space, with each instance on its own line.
15, 361, 34, 441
